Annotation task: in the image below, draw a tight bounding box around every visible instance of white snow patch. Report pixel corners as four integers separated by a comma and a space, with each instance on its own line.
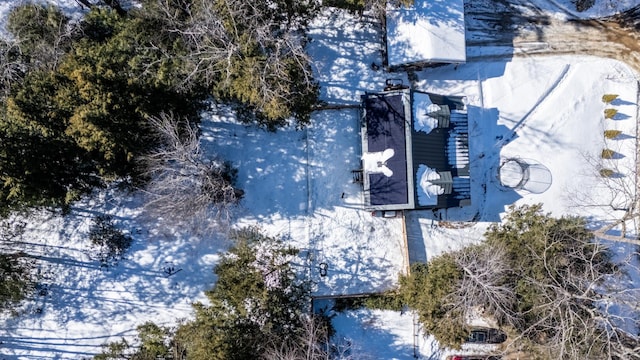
363, 148, 395, 177
416, 165, 444, 206
413, 92, 439, 134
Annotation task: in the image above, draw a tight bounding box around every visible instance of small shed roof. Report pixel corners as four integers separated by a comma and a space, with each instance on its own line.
386, 0, 466, 67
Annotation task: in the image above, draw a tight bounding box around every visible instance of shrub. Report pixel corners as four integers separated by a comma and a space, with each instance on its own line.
7, 3, 71, 65
363, 292, 404, 311
599, 168, 614, 177
88, 215, 132, 268
0, 252, 33, 312
604, 108, 618, 119
604, 130, 622, 139
95, 322, 178, 360
601, 149, 615, 159
332, 293, 403, 312
601, 94, 619, 104
94, 338, 131, 360
574, 0, 595, 12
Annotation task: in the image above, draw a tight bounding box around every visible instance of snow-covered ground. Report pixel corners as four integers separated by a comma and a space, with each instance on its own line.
536, 0, 639, 18
1, 0, 639, 359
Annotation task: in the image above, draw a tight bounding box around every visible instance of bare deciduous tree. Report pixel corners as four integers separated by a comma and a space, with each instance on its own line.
262, 314, 360, 360
449, 244, 519, 329
413, 206, 640, 359
0, 39, 24, 97
6, 3, 77, 71
140, 112, 242, 227
573, 148, 640, 243
486, 211, 640, 359
148, 0, 319, 123
515, 234, 640, 359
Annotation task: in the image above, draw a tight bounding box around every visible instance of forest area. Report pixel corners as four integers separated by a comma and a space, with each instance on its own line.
1, 0, 640, 359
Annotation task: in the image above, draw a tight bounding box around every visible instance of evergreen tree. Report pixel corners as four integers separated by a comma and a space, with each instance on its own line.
399, 258, 468, 348
397, 205, 635, 359
1, 69, 98, 209
175, 227, 310, 359
0, 253, 33, 312
0, 5, 206, 212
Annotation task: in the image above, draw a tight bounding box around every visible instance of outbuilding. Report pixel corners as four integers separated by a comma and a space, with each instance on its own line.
385, 0, 466, 70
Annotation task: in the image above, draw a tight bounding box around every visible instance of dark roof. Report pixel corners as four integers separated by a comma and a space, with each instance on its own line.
411, 91, 470, 208
362, 92, 411, 208
361, 89, 471, 210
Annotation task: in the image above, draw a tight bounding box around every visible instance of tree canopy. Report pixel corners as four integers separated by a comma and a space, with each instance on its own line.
399, 204, 638, 359
0, 5, 171, 210
94, 227, 316, 360
0, 0, 323, 213
175, 227, 310, 359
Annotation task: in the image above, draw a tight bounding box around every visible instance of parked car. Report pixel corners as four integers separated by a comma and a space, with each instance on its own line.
466, 327, 507, 344
446, 356, 501, 360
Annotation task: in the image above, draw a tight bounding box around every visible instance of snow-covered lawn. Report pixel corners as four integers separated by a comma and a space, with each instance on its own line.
200, 107, 407, 297
404, 56, 638, 262
0, 192, 225, 358
0, 0, 639, 359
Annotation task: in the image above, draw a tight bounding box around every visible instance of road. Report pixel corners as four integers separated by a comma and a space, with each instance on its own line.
465, 0, 640, 75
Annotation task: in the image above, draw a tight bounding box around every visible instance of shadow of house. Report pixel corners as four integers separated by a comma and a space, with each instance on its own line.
403, 104, 524, 222
359, 88, 471, 211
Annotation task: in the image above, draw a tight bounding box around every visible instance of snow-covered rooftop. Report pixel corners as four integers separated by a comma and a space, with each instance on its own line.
386, 0, 467, 67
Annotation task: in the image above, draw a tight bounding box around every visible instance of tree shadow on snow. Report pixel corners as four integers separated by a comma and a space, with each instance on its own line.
610, 97, 637, 106
611, 112, 631, 120
200, 119, 310, 220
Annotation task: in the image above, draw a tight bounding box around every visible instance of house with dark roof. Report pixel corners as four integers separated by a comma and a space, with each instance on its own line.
359, 88, 471, 210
